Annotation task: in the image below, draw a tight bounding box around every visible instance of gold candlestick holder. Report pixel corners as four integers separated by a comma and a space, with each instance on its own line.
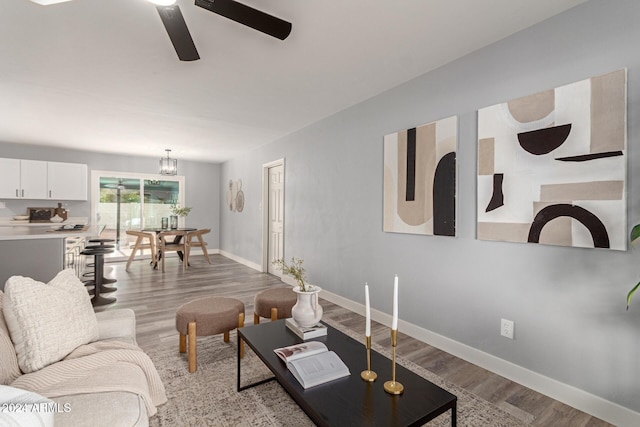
384, 329, 404, 395
360, 335, 377, 382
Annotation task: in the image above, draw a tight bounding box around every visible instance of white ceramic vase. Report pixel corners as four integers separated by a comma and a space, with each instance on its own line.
291, 286, 323, 327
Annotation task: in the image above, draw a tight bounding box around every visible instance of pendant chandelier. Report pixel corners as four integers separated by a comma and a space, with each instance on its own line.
159, 149, 178, 175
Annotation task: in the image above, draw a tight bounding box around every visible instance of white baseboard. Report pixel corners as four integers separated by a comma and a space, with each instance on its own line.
184, 247, 219, 257
218, 250, 262, 271
225, 252, 639, 426
318, 288, 640, 427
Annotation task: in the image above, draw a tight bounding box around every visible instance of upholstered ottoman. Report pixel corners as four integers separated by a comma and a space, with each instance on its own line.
253, 287, 297, 324
175, 296, 245, 373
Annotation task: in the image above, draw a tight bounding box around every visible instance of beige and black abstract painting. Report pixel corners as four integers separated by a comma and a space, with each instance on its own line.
477, 69, 627, 250
384, 116, 457, 236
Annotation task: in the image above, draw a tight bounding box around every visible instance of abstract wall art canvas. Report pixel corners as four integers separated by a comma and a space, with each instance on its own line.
477, 69, 627, 250
384, 115, 457, 236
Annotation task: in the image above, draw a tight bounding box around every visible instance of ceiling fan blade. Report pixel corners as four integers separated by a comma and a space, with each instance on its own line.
156, 5, 200, 61
195, 0, 292, 40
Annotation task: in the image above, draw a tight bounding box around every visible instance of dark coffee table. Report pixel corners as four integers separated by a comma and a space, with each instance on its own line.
237, 320, 457, 426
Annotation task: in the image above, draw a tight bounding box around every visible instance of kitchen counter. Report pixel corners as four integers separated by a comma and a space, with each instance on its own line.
0, 225, 98, 241
0, 217, 88, 226
0, 218, 99, 241
0, 219, 102, 289
0, 224, 100, 241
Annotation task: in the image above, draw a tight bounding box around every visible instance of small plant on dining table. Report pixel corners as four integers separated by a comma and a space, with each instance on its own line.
272, 257, 312, 292
171, 204, 192, 217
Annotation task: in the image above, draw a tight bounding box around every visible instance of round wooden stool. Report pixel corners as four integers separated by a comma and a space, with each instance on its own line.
253, 287, 296, 325
175, 296, 245, 373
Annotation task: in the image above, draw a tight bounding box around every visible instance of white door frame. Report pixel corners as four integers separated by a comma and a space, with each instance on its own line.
261, 158, 285, 273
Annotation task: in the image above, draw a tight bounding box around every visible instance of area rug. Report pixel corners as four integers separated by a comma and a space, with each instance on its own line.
148, 320, 532, 426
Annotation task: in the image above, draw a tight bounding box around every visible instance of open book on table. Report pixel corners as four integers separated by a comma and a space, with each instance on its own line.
274, 341, 350, 389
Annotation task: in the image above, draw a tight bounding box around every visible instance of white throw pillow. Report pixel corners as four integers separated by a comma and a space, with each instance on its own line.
0, 385, 55, 427
3, 269, 99, 373
0, 292, 22, 384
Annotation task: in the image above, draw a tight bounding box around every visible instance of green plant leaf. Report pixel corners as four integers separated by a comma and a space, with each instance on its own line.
627, 282, 640, 310
271, 257, 307, 291
630, 224, 640, 245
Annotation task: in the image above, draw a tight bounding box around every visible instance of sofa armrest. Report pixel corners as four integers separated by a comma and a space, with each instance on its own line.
95, 309, 138, 345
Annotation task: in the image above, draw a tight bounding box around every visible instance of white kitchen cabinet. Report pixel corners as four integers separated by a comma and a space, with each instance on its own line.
0, 158, 21, 199
21, 160, 48, 199
0, 158, 87, 201
48, 162, 88, 201
0, 158, 47, 199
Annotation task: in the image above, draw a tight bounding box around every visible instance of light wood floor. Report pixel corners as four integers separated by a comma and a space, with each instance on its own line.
96, 254, 612, 427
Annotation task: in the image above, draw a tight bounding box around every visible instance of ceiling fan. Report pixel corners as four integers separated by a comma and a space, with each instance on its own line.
29, 0, 292, 62
153, 0, 293, 61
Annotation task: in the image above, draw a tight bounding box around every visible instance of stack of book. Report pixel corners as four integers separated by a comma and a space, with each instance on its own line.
285, 318, 327, 340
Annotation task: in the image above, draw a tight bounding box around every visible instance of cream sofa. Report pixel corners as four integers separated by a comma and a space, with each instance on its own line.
0, 270, 166, 426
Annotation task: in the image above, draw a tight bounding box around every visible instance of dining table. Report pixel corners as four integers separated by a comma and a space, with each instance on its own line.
142, 227, 196, 269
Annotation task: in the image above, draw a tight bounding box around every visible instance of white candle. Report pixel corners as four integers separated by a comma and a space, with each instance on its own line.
365, 283, 371, 337
392, 275, 398, 330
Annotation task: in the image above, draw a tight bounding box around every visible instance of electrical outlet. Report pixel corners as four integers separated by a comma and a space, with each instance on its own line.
501, 318, 514, 339
0, 202, 5, 209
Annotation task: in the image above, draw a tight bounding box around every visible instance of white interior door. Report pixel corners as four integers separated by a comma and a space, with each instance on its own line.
267, 164, 284, 274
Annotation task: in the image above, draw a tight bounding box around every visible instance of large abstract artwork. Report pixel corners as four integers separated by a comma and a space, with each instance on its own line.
384, 116, 457, 236
477, 69, 627, 250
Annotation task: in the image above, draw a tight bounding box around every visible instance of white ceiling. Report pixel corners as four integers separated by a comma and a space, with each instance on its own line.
0, 0, 587, 163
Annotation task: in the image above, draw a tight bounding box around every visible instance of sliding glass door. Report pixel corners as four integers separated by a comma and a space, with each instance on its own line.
91, 171, 185, 256
142, 179, 180, 229
99, 177, 142, 247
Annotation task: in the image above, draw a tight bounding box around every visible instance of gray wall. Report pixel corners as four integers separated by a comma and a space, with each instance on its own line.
220, 0, 640, 415
0, 142, 221, 248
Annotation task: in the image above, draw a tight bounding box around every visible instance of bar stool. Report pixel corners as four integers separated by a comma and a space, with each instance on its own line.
89, 238, 116, 248
85, 238, 117, 284
81, 246, 116, 306
86, 238, 117, 288
81, 239, 105, 286
82, 238, 116, 280
83, 244, 117, 293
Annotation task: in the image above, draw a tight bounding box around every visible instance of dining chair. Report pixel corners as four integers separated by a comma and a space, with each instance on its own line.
185, 229, 212, 265
125, 230, 157, 272
158, 230, 188, 273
